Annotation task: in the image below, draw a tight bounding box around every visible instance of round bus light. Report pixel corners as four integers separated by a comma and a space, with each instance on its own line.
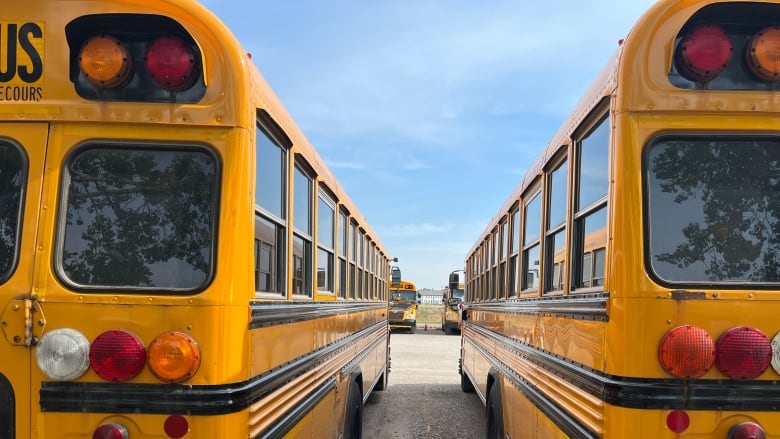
92, 423, 128, 439
89, 330, 146, 382
747, 27, 780, 81
715, 327, 771, 380
770, 331, 780, 375
728, 422, 766, 439
145, 36, 197, 91
675, 24, 733, 82
164, 415, 189, 439
36, 328, 90, 381
658, 325, 715, 378
666, 410, 690, 434
147, 331, 201, 383
78, 35, 133, 89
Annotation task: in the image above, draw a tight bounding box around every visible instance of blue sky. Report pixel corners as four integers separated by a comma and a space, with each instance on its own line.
201, 1, 657, 289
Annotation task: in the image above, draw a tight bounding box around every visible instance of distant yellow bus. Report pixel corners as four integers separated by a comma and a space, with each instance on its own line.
460, 0, 780, 437
442, 271, 465, 335
389, 280, 419, 333
1, 1, 391, 438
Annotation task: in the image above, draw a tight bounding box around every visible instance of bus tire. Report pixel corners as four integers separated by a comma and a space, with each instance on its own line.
409, 324, 416, 334
486, 383, 504, 439
343, 380, 363, 439
460, 371, 475, 393
374, 370, 387, 391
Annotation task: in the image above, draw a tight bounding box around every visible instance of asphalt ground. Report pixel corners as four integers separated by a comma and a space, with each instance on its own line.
362, 330, 485, 439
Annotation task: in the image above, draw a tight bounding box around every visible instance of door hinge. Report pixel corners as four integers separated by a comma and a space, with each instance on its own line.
1, 298, 46, 347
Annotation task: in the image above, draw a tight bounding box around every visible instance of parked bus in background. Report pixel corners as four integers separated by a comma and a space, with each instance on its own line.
1, 1, 391, 437
389, 280, 419, 333
442, 270, 465, 335
460, 0, 780, 437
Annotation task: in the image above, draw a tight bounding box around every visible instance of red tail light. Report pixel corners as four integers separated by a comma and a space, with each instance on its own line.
675, 24, 733, 81
145, 36, 197, 91
92, 423, 128, 439
658, 325, 715, 378
728, 422, 766, 439
715, 327, 771, 380
89, 330, 147, 382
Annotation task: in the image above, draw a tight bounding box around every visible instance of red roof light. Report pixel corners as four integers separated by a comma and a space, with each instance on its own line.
675, 24, 733, 81
145, 36, 197, 91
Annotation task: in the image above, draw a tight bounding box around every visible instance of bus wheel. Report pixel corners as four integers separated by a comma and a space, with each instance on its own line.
344, 381, 363, 439
486, 383, 504, 439
410, 324, 416, 334
374, 371, 387, 391
460, 370, 475, 393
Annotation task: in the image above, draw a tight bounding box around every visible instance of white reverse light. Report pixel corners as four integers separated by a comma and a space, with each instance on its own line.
36, 328, 90, 380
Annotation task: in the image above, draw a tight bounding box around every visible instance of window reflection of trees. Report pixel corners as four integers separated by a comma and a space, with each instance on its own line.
0, 144, 24, 281
62, 148, 217, 289
648, 138, 780, 283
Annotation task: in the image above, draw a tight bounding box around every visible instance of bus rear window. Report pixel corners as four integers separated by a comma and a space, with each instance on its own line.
646, 137, 780, 285
0, 143, 25, 284
60, 146, 218, 290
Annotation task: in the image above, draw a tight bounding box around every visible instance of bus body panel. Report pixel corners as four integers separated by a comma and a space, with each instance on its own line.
0, 123, 49, 439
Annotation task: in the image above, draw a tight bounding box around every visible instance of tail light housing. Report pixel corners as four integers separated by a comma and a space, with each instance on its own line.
728, 422, 766, 439
715, 327, 771, 380
658, 325, 715, 378
147, 331, 201, 383
92, 423, 129, 439
36, 328, 91, 381
67, 14, 205, 103
89, 330, 147, 382
670, 3, 780, 89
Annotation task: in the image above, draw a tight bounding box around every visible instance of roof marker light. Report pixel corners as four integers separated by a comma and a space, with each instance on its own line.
675, 24, 733, 82
78, 35, 132, 89
747, 27, 780, 81
145, 36, 197, 91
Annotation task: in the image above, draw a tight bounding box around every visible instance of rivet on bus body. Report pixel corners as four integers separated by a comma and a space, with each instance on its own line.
187, 325, 193, 330
712, 293, 719, 299
667, 320, 672, 325
12, 305, 19, 311
748, 293, 755, 299
148, 297, 153, 303
113, 296, 119, 302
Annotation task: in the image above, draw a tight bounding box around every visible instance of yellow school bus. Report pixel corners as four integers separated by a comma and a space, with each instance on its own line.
442, 271, 465, 335
0, 0, 391, 437
388, 280, 419, 333
461, 0, 780, 437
